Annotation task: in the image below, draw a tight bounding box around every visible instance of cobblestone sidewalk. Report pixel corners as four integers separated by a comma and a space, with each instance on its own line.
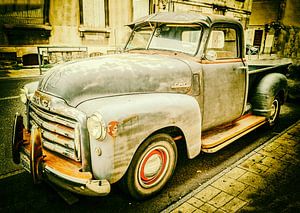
163, 121, 300, 213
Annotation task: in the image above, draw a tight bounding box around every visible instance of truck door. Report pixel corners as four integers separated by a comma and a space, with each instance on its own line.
201, 24, 247, 130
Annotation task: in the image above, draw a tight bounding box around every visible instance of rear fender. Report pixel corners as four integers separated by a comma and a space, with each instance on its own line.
78, 93, 202, 183
251, 73, 288, 116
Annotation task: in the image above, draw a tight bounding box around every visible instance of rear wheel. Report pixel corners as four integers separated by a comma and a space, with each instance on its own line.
267, 96, 281, 127
121, 133, 177, 200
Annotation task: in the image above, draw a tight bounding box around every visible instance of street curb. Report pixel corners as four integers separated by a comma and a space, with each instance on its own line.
0, 169, 24, 180
161, 120, 300, 213
0, 75, 42, 80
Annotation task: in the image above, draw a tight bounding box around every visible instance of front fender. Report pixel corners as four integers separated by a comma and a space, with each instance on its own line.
251, 73, 288, 116
77, 93, 201, 183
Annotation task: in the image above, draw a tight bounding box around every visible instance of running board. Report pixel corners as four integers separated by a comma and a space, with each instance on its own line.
201, 115, 266, 153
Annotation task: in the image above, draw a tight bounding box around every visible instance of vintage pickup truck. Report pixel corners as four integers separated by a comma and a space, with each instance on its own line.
12, 12, 291, 200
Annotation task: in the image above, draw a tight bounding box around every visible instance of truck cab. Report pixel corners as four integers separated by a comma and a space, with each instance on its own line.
12, 12, 289, 200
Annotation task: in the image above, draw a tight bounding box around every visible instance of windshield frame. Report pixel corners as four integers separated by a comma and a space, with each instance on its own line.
125, 23, 203, 56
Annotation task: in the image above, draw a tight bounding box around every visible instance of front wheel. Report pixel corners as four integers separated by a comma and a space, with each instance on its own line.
120, 133, 177, 200
267, 96, 281, 127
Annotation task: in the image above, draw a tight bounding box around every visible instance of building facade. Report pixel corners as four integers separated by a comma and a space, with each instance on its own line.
0, 0, 253, 66
247, 0, 300, 58
0, 0, 133, 66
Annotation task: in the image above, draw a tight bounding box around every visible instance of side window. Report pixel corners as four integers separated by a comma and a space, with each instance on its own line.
206, 26, 238, 60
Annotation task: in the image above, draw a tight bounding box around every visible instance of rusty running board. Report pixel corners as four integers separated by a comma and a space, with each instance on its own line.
201, 115, 267, 153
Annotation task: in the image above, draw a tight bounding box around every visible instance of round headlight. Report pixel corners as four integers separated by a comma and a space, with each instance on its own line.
87, 113, 106, 141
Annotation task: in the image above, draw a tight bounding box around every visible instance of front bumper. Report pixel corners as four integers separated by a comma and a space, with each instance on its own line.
12, 113, 111, 196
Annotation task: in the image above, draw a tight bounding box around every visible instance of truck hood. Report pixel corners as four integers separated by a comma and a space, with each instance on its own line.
38, 53, 193, 107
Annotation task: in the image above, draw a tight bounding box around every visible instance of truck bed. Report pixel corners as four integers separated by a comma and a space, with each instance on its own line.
248, 59, 292, 93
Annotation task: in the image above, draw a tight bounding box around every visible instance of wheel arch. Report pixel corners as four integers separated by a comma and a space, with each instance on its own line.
77, 93, 202, 184
250, 73, 288, 117
142, 126, 188, 159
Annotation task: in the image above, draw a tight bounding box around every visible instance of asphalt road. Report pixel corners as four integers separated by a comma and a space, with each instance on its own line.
0, 77, 300, 213
0, 77, 40, 177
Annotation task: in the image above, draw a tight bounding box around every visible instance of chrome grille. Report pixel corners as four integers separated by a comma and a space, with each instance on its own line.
29, 102, 81, 161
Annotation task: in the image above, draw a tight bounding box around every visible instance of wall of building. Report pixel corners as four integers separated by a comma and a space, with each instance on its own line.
0, 0, 256, 65
49, 0, 81, 46
170, 0, 253, 28
45, 0, 134, 54
282, 0, 300, 27
0, 0, 135, 64
249, 0, 280, 26
247, 0, 300, 58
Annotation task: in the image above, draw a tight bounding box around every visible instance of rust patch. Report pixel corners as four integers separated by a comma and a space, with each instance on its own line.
108, 121, 119, 138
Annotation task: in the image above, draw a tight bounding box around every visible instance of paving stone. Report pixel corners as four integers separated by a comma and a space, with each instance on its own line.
195, 186, 221, 202
192, 209, 206, 213
199, 203, 217, 212
221, 197, 247, 212
281, 134, 293, 140
276, 144, 297, 155
239, 204, 257, 212
239, 159, 253, 169
238, 171, 265, 188
224, 167, 247, 180
263, 143, 280, 152
212, 176, 247, 196
171, 202, 197, 213
208, 191, 234, 208
187, 197, 204, 208
259, 156, 281, 167
273, 137, 298, 147
263, 166, 283, 178
238, 185, 257, 202
214, 209, 226, 213
247, 153, 265, 163
239, 161, 269, 175
281, 153, 299, 164
258, 148, 286, 159
287, 128, 300, 136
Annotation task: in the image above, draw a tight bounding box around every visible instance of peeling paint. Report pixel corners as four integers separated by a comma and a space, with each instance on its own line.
108, 121, 119, 138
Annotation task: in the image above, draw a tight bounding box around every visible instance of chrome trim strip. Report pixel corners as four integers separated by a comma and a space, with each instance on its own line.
30, 104, 76, 128
29, 111, 75, 139
44, 165, 89, 185
43, 131, 75, 149
43, 140, 77, 160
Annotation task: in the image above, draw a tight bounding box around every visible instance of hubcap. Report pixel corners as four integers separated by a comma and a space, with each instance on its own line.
138, 146, 169, 188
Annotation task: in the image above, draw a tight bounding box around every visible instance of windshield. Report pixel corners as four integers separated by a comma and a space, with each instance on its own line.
126, 24, 202, 55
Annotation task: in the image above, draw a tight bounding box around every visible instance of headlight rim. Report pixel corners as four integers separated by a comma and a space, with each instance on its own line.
87, 112, 107, 141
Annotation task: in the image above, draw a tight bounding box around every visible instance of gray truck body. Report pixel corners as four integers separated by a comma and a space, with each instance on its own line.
12, 12, 290, 198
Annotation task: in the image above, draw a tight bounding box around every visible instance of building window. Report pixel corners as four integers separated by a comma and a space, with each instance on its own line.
0, 0, 51, 45
0, 0, 49, 25
79, 0, 108, 28
133, 0, 150, 21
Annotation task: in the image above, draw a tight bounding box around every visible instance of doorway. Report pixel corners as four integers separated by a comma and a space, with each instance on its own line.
253, 30, 263, 48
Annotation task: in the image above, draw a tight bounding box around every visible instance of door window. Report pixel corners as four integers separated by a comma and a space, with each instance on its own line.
206, 26, 239, 60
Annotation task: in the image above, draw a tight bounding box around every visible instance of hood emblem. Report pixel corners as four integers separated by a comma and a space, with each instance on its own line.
32, 92, 51, 109
171, 82, 189, 89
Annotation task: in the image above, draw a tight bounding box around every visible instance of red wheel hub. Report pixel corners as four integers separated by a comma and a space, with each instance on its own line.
139, 147, 169, 188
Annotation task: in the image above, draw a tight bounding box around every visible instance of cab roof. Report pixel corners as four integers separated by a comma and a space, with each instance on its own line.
127, 12, 242, 29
